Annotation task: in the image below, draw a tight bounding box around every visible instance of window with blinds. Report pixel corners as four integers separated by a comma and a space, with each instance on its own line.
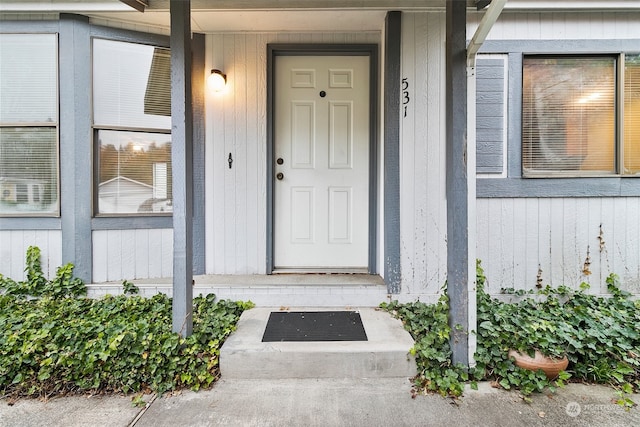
93, 39, 172, 215
523, 56, 617, 176
0, 34, 58, 215
523, 55, 640, 177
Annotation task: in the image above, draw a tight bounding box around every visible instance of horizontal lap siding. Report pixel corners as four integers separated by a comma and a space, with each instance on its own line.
400, 12, 447, 298
205, 31, 381, 275
0, 230, 61, 281
468, 11, 640, 40
476, 57, 505, 174
477, 198, 640, 295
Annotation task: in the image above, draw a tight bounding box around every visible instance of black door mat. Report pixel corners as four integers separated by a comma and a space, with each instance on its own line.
262, 311, 368, 342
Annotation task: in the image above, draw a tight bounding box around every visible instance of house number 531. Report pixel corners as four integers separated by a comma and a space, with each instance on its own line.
402, 78, 410, 117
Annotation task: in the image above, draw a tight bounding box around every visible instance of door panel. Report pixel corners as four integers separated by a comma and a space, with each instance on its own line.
274, 55, 369, 270
329, 101, 352, 168
291, 187, 315, 243
328, 187, 352, 243
291, 102, 315, 168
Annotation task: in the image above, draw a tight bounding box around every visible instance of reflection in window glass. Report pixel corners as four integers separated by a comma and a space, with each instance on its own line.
522, 57, 616, 176
624, 54, 640, 175
97, 130, 172, 214
93, 38, 171, 215
93, 39, 171, 129
0, 128, 58, 214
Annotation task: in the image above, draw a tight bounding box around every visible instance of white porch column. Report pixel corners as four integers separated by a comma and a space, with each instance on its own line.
466, 0, 508, 365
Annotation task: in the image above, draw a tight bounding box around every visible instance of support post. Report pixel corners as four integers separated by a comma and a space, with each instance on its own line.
170, 0, 194, 336
446, 0, 470, 367
384, 11, 402, 294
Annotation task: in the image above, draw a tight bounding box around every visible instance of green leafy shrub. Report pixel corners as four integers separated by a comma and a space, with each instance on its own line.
381, 293, 468, 397
0, 293, 252, 397
0, 247, 253, 398
383, 261, 640, 402
0, 246, 85, 298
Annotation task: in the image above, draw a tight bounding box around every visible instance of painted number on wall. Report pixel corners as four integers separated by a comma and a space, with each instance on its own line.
402, 78, 410, 117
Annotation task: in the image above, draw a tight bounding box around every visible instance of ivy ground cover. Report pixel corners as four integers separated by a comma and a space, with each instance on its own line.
383, 262, 640, 406
0, 248, 253, 398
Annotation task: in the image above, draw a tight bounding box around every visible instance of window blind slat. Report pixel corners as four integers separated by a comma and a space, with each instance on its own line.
93, 39, 171, 129
0, 128, 58, 213
523, 57, 616, 176
0, 34, 57, 123
624, 54, 640, 175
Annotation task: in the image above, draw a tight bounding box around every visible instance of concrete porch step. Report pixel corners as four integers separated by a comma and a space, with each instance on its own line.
220, 307, 417, 379
87, 274, 389, 307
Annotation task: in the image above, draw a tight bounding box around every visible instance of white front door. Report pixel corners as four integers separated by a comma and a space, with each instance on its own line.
274, 55, 370, 270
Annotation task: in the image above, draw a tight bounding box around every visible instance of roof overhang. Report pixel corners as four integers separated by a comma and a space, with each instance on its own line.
120, 0, 148, 13
3, 0, 640, 33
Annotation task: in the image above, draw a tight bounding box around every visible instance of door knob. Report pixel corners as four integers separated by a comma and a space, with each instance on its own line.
276, 172, 284, 180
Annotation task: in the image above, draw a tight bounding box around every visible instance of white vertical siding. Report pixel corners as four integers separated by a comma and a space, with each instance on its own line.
0, 230, 61, 281
469, 11, 640, 40
399, 12, 448, 298
468, 11, 640, 296
476, 198, 640, 295
400, 10, 640, 299
92, 229, 173, 282
204, 31, 381, 275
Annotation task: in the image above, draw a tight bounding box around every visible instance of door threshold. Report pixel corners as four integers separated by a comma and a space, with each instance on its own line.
272, 268, 370, 274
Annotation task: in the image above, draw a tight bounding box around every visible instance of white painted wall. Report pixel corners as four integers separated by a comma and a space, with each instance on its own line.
398, 10, 640, 299
4, 10, 640, 297
204, 31, 381, 275
477, 198, 640, 296
399, 12, 448, 300
469, 11, 640, 296
468, 10, 640, 39
0, 230, 61, 281
92, 229, 173, 282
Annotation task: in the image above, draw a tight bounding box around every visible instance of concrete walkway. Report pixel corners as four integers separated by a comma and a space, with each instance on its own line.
1, 380, 638, 427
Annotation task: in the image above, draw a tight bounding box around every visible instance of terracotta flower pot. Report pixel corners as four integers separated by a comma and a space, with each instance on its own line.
508, 349, 569, 380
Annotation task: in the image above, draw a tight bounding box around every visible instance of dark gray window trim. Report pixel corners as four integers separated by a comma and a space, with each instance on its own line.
265, 43, 380, 275
0, 21, 60, 33
0, 218, 60, 230
90, 25, 169, 47
191, 33, 206, 275
477, 39, 640, 198
92, 216, 172, 230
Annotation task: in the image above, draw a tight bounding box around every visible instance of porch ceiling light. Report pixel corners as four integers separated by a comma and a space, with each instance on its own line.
208, 69, 227, 92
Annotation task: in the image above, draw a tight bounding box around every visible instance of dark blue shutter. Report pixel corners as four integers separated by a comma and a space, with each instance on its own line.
476, 57, 505, 174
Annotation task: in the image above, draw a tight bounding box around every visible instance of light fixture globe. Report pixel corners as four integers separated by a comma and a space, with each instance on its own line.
208, 69, 227, 92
